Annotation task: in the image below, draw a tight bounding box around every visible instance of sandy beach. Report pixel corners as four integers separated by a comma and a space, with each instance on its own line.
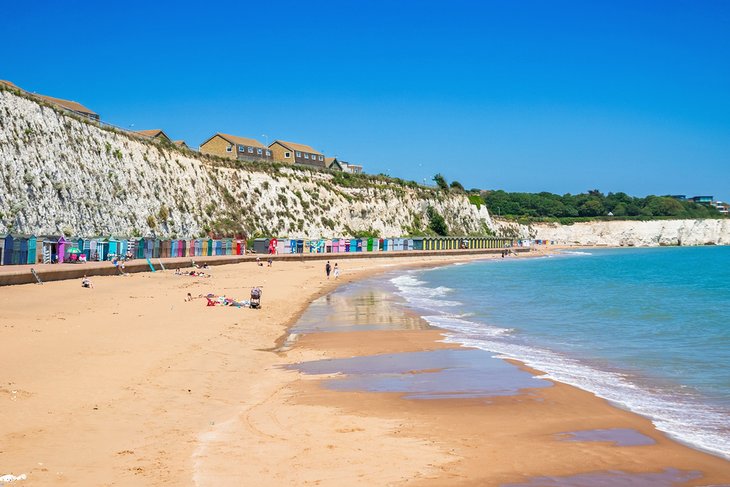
2, 251, 730, 486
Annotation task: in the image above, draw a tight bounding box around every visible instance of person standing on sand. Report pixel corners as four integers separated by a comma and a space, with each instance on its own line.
325, 261, 331, 279
333, 263, 340, 279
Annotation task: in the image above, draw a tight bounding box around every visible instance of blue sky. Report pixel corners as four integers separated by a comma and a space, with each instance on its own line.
2, 1, 729, 201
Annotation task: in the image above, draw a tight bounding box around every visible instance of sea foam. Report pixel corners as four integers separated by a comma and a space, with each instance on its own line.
389, 268, 730, 459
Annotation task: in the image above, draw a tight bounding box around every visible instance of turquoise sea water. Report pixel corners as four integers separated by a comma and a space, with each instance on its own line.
390, 247, 730, 459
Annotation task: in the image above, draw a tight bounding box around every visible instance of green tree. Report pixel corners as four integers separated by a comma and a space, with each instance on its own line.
579, 199, 605, 217
426, 206, 448, 236
433, 173, 449, 191
449, 180, 465, 192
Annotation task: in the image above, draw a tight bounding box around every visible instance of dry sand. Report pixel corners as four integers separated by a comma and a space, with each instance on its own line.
1, 251, 729, 486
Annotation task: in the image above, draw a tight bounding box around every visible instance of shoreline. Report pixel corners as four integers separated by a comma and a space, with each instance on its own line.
1, 249, 728, 485
279, 255, 730, 485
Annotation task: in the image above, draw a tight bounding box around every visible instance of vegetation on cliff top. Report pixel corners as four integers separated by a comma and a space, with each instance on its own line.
477, 189, 725, 223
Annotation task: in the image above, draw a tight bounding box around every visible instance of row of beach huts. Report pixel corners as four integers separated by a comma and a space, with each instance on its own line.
0, 235, 516, 266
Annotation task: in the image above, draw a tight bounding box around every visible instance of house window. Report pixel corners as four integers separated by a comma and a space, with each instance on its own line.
295, 151, 302, 157
284, 152, 291, 158
226, 145, 232, 152
319, 155, 324, 161
265, 150, 271, 156
304, 153, 309, 159
238, 145, 244, 152
248, 147, 254, 153
257, 148, 263, 155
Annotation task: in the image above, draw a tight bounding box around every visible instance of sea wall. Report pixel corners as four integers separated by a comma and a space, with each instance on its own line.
0, 90, 492, 238
532, 219, 730, 246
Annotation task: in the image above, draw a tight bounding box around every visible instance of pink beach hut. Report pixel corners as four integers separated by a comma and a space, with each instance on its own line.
57, 236, 68, 263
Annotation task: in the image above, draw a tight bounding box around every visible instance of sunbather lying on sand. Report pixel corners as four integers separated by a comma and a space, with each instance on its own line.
204, 294, 248, 308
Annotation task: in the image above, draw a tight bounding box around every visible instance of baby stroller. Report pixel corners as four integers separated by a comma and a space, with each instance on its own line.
250, 287, 262, 309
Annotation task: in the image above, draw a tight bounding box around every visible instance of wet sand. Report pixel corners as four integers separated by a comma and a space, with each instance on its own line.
284, 277, 730, 486
1, 249, 729, 485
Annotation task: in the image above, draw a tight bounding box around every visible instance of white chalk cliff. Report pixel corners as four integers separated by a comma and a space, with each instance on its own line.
0, 89, 493, 238
532, 219, 730, 246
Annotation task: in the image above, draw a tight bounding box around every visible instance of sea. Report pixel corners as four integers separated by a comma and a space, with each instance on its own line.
389, 246, 730, 459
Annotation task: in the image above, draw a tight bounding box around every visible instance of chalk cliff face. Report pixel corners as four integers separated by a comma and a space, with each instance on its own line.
0, 90, 492, 238
532, 219, 730, 246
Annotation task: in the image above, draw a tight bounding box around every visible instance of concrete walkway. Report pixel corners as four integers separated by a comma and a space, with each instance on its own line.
0, 248, 526, 286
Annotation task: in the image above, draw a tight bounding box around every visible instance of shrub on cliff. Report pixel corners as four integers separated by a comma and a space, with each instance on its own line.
427, 206, 448, 236
433, 174, 449, 191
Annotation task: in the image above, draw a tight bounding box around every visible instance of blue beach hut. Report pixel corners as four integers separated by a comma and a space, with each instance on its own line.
108, 237, 120, 260
3, 235, 14, 265
18, 237, 28, 265
144, 238, 153, 259
152, 239, 160, 258
134, 238, 144, 259
97, 238, 109, 261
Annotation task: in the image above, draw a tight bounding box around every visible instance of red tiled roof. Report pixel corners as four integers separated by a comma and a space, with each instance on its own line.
36, 94, 97, 116
272, 140, 322, 156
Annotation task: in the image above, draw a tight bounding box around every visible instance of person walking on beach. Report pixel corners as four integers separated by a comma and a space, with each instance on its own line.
325, 261, 331, 279
333, 263, 340, 279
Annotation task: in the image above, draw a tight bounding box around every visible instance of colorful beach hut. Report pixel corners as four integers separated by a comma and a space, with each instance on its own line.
26, 236, 37, 264
13, 237, 24, 265
253, 238, 269, 254
142, 238, 152, 259
96, 238, 109, 261
3, 235, 14, 265
193, 239, 202, 257
151, 239, 160, 258
40, 237, 53, 264
132, 238, 142, 259
57, 236, 68, 263
412, 237, 424, 250
107, 237, 119, 259
119, 239, 129, 258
